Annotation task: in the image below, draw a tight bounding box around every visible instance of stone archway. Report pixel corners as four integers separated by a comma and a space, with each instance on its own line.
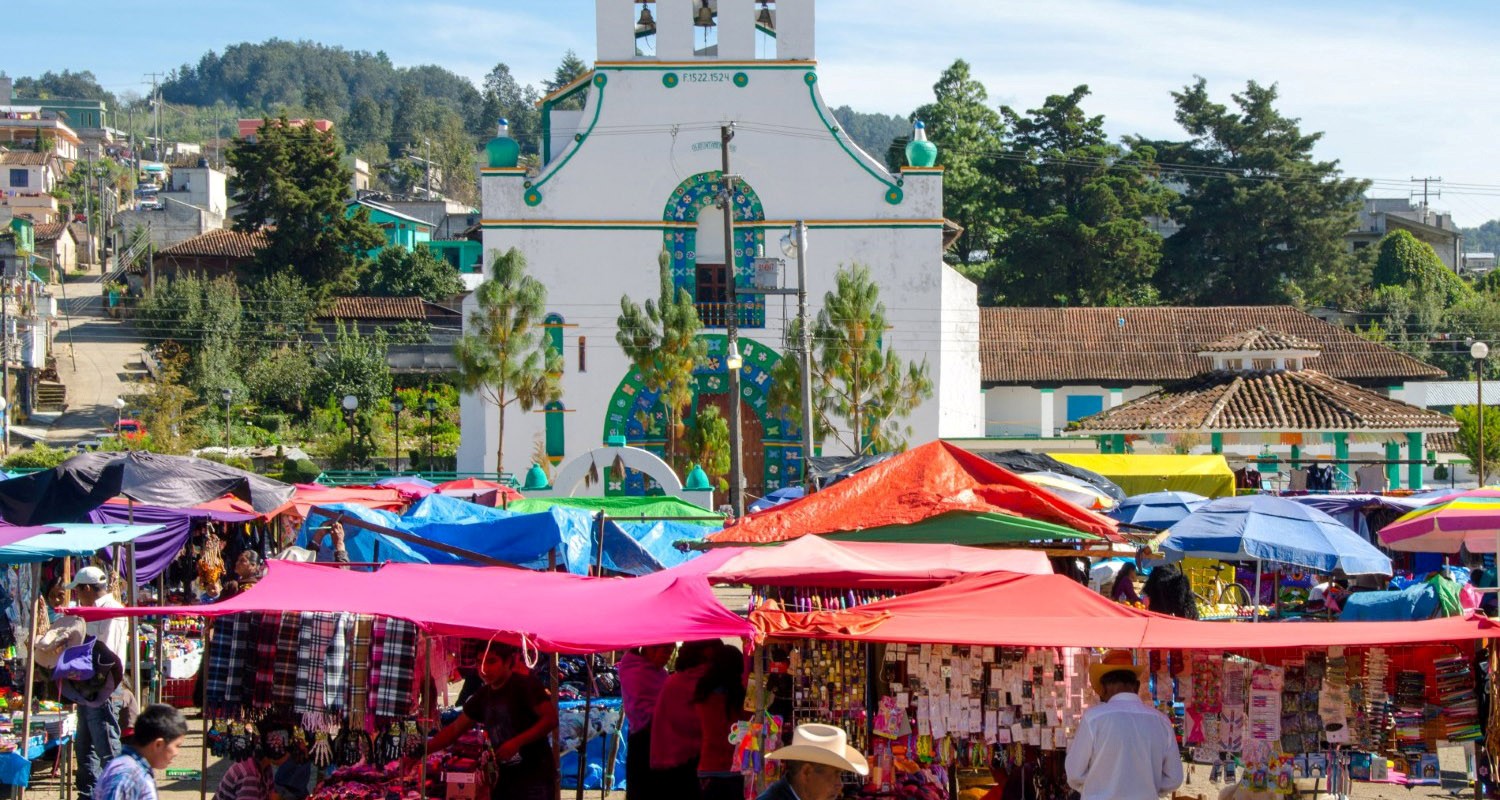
541, 444, 713, 508
601, 334, 804, 497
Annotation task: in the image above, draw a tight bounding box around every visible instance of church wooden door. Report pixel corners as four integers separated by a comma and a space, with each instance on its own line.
697, 393, 765, 502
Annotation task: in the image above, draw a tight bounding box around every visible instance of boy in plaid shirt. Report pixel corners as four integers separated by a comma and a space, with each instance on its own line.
96, 705, 189, 800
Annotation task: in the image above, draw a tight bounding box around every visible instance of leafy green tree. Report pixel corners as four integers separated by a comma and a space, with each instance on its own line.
831, 106, 906, 163
228, 115, 384, 294
686, 404, 731, 492
1372, 229, 1471, 304
189, 276, 246, 396
453, 249, 563, 471
245, 346, 318, 414
544, 51, 591, 110
984, 86, 1171, 305
771, 265, 933, 455
616, 251, 707, 474
244, 271, 319, 348
314, 320, 392, 409
1356, 284, 1443, 365
127, 343, 202, 454
1454, 405, 1500, 485
135, 275, 205, 347
1463, 219, 1500, 255
12, 70, 116, 106
3, 443, 75, 470
902, 61, 1006, 270
1141, 79, 1369, 305
481, 63, 543, 157
361, 245, 465, 301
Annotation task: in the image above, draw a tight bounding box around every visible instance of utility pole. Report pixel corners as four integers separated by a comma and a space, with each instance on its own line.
84, 151, 94, 269
1411, 176, 1442, 219
720, 123, 744, 517
794, 220, 814, 491
143, 73, 164, 162
424, 138, 432, 198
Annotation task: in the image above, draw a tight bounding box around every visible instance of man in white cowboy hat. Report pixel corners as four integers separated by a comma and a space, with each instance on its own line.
68, 565, 129, 800
758, 723, 868, 800
1065, 650, 1183, 800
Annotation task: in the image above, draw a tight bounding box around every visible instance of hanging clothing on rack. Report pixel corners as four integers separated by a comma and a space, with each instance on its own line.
1355, 464, 1388, 492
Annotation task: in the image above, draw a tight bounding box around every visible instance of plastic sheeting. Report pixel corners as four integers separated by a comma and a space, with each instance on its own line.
0, 524, 166, 564
977, 451, 1127, 503
684, 537, 1053, 588
708, 442, 1119, 545
0, 452, 295, 524
506, 496, 721, 524
297, 495, 665, 575
1049, 453, 1236, 499
75, 560, 753, 653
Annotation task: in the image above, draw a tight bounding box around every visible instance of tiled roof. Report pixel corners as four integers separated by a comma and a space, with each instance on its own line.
326, 296, 431, 320
0, 151, 52, 166
1069, 370, 1458, 433
32, 222, 68, 243
158, 228, 266, 259
980, 306, 1445, 385
1427, 431, 1459, 452
1199, 327, 1320, 353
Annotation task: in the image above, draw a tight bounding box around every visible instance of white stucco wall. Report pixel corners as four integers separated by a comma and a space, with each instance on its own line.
984, 384, 1157, 437
461, 1, 981, 476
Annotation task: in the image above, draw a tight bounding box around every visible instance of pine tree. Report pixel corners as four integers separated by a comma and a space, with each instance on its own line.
454, 249, 563, 472
616, 251, 707, 474
771, 265, 932, 454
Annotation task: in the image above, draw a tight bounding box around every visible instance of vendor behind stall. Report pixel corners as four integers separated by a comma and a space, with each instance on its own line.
420, 641, 558, 800
214, 722, 293, 800
758, 723, 869, 800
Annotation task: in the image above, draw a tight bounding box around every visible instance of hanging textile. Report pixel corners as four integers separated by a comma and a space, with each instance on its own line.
373, 618, 418, 719
271, 614, 300, 707
251, 614, 279, 707
347, 616, 373, 731
323, 613, 349, 716
204, 613, 255, 711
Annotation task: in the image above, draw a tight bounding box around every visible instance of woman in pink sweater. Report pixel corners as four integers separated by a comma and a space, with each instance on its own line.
649, 641, 721, 800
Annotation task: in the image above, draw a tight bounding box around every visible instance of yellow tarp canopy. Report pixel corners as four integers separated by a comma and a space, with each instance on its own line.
1048, 453, 1236, 498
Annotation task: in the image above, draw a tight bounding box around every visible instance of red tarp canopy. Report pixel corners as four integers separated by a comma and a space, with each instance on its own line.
682, 537, 1053, 589
437, 478, 524, 502
708, 442, 1119, 545
275, 485, 408, 519
74, 560, 751, 654
752, 572, 1500, 650
194, 495, 262, 517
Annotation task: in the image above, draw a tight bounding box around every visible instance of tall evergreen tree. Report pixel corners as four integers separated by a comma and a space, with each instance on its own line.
986, 86, 1172, 306
453, 249, 563, 472
616, 251, 707, 474
903, 61, 1006, 270
1140, 79, 1368, 305
481, 63, 543, 157
544, 51, 591, 111
228, 116, 384, 294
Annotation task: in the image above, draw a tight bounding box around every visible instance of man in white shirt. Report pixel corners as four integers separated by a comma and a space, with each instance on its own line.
68, 566, 126, 800
1065, 650, 1184, 800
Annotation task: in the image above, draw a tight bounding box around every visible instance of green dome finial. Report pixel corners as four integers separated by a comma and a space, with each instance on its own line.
486, 118, 521, 169
905, 120, 938, 168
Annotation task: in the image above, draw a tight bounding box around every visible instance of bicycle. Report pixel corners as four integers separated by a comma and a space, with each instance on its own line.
1192, 562, 1253, 612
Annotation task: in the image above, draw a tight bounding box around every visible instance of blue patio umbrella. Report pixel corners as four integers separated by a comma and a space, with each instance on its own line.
1161, 495, 1392, 576
749, 486, 805, 513
1107, 491, 1210, 531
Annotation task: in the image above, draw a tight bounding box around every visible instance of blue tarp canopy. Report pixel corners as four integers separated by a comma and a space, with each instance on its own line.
1160, 495, 1393, 576
0, 524, 166, 564
298, 495, 668, 575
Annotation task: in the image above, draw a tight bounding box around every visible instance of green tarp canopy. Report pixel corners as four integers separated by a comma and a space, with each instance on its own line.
821, 510, 1102, 546
506, 496, 723, 525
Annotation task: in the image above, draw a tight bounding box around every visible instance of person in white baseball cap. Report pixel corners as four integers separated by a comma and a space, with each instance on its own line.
758, 723, 868, 800
66, 565, 129, 800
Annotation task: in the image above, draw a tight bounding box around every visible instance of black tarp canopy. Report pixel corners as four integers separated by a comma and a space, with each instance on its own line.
976, 450, 1127, 503
0, 452, 295, 525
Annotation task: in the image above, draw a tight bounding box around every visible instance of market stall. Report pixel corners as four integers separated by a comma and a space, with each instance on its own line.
1050, 453, 1237, 499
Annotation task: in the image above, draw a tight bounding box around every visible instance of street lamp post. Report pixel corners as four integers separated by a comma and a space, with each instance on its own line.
424, 398, 438, 470
342, 394, 359, 469
1474, 341, 1490, 486
391, 397, 404, 474
219, 390, 231, 450
114, 397, 126, 431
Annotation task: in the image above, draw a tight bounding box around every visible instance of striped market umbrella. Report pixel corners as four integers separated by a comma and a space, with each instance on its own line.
1378, 487, 1500, 553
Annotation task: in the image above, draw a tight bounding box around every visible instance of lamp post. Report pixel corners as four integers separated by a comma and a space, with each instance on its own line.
391, 397, 404, 474
720, 123, 745, 518
219, 389, 231, 450
424, 397, 438, 470
342, 394, 359, 469
780, 222, 815, 489
114, 397, 126, 430
1474, 341, 1490, 486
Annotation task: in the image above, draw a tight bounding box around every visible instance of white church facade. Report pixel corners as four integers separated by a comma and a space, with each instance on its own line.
458, 0, 983, 493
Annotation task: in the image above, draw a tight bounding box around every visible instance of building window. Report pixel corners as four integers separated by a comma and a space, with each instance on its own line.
1253, 358, 1275, 371
543, 313, 565, 374
544, 401, 566, 463
1224, 358, 1243, 371
8, 169, 27, 188
578, 336, 587, 372
695, 262, 730, 326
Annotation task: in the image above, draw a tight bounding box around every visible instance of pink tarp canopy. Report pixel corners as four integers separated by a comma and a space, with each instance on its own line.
74, 560, 751, 653
684, 537, 1053, 589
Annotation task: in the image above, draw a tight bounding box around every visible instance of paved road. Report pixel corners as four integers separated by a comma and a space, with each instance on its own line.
45, 281, 148, 445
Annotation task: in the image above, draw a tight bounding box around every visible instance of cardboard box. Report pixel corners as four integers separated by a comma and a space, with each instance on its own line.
445, 771, 483, 800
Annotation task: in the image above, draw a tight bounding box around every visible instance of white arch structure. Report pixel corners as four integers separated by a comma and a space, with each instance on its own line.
534, 445, 715, 509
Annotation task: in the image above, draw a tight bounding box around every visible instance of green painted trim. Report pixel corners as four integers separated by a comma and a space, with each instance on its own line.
1407, 431, 1424, 490
1210, 433, 1223, 454
803, 71, 903, 204
531, 74, 609, 205
662, 72, 679, 88
597, 63, 809, 71
1333, 432, 1350, 490
733, 72, 749, 87
1385, 440, 1401, 489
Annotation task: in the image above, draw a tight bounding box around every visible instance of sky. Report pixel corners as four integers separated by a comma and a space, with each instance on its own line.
12, 0, 1500, 225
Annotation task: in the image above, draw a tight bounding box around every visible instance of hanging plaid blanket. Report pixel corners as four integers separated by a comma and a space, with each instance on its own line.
271, 613, 301, 707
251, 612, 280, 707
373, 618, 418, 719
322, 613, 350, 716
368, 618, 386, 723
204, 613, 255, 712
292, 613, 317, 715
347, 616, 374, 731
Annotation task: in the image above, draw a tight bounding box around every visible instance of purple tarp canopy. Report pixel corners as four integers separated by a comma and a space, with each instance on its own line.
87, 503, 256, 583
